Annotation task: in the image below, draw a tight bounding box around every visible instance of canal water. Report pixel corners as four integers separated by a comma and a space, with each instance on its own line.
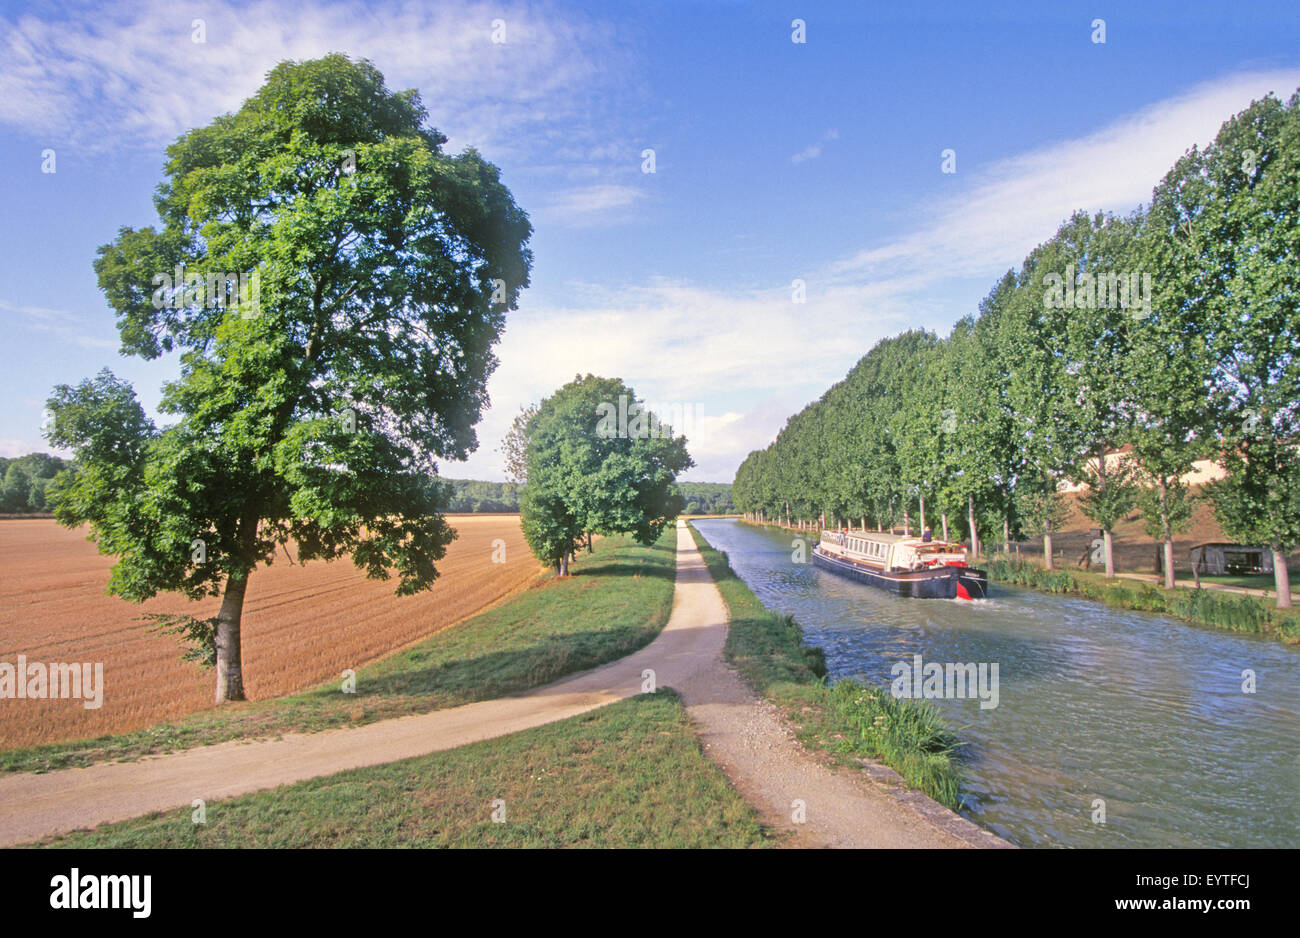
692, 518, 1300, 848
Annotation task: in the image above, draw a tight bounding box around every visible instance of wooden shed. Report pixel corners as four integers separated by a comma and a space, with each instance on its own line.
1188, 543, 1274, 576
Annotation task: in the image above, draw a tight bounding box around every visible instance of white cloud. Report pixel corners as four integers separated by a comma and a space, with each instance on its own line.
543, 183, 644, 226
0, 300, 118, 350
827, 69, 1300, 284
791, 127, 839, 164
0, 0, 626, 164
0, 438, 50, 459
443, 277, 877, 481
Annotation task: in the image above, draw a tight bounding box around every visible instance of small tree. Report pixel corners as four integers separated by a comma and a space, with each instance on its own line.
501, 402, 538, 488
1015, 483, 1073, 569
1076, 457, 1140, 578
1135, 476, 1196, 587
520, 375, 693, 574
1207, 433, 1300, 604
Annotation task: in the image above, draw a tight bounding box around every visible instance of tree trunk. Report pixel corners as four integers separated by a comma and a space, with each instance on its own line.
903, 508, 911, 536
558, 550, 570, 576
968, 493, 979, 558
1159, 478, 1174, 590
1274, 549, 1293, 609
586, 531, 593, 554
1094, 450, 1115, 578
941, 512, 949, 542
919, 495, 926, 533
214, 571, 249, 703
1043, 516, 1054, 570
1003, 514, 1010, 549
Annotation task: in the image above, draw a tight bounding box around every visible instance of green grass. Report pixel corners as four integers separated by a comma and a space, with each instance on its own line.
984, 555, 1300, 644
2, 528, 678, 775
687, 523, 965, 809
1173, 569, 1299, 591
29, 691, 773, 849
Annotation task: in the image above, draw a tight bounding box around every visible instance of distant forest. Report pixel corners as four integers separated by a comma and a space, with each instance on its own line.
0, 458, 735, 517
675, 482, 737, 515
0, 453, 70, 513
442, 478, 735, 514
444, 478, 521, 512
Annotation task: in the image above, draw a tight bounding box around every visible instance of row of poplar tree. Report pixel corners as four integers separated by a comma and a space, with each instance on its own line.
733, 89, 1300, 606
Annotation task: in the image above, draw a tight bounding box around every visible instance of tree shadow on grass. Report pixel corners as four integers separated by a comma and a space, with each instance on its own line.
572, 562, 676, 580
358, 625, 661, 701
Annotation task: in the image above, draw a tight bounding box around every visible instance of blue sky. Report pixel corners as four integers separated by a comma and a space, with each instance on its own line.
2, 0, 1298, 481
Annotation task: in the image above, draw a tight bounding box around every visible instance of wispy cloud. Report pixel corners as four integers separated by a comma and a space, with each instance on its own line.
826, 70, 1300, 285
0, 0, 629, 165
543, 183, 644, 226
0, 437, 57, 459
791, 128, 839, 164
0, 299, 118, 349
446, 276, 883, 480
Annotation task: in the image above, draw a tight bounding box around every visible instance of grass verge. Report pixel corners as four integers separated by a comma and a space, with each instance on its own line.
984, 556, 1300, 644
687, 523, 964, 809
28, 690, 771, 848
1174, 569, 1300, 591
3, 528, 677, 774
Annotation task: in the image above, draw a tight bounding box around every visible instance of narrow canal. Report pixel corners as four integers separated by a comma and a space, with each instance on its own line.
692, 518, 1300, 848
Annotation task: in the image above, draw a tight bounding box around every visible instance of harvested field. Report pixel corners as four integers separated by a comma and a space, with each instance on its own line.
0, 515, 538, 749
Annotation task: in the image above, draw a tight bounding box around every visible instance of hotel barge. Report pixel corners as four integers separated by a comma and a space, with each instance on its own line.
812, 529, 988, 600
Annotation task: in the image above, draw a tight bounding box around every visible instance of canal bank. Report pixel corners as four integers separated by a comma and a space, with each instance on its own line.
679, 522, 1009, 848
693, 517, 1300, 849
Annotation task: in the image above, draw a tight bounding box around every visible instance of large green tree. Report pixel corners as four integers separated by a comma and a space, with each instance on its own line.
1031, 211, 1146, 577
1002, 246, 1083, 569
46, 55, 533, 700
1153, 90, 1300, 605
1129, 200, 1214, 588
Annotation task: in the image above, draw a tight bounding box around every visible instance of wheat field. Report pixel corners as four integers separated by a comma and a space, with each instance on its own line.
0, 515, 538, 748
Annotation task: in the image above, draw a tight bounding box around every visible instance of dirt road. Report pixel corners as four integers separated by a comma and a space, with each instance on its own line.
0, 522, 1006, 848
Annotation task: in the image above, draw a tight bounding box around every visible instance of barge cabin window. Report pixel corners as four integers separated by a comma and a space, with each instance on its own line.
846, 537, 888, 564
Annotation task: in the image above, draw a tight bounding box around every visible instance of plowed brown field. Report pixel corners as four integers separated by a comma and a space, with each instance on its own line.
0, 515, 538, 748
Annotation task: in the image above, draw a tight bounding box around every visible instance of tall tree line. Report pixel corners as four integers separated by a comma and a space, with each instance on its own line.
733, 90, 1300, 606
